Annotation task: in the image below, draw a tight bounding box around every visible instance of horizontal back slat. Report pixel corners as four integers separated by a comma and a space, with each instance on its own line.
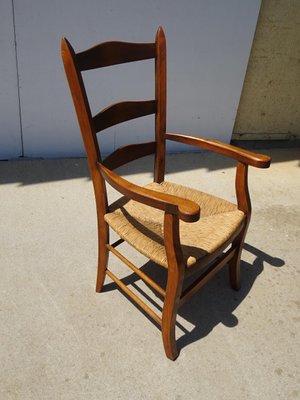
77, 41, 156, 70
93, 100, 156, 132
103, 141, 156, 170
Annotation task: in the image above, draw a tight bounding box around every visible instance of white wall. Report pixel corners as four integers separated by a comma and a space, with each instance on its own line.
0, 0, 261, 159
0, 0, 22, 159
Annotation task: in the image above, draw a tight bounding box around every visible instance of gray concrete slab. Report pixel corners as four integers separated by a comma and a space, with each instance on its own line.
0, 148, 299, 399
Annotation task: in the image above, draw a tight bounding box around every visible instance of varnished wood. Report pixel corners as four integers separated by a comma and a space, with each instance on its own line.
106, 269, 162, 326
228, 162, 252, 290
235, 162, 251, 214
61, 37, 109, 293
62, 27, 271, 361
107, 244, 166, 297
154, 27, 167, 183
96, 222, 109, 292
97, 162, 200, 223
93, 100, 156, 133
162, 213, 185, 360
77, 41, 155, 70
61, 38, 101, 167
103, 141, 156, 170
166, 132, 271, 168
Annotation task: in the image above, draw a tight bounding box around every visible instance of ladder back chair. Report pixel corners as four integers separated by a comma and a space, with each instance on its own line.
61, 27, 271, 360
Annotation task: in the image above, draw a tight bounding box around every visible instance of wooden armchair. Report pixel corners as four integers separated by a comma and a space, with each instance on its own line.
61, 27, 271, 360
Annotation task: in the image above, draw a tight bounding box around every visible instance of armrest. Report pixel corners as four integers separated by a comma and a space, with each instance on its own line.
166, 132, 271, 168
97, 162, 200, 223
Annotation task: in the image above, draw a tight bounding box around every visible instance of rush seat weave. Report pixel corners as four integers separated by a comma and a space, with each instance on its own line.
105, 181, 245, 268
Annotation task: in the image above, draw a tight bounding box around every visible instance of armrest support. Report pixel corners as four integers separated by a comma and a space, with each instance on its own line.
97, 162, 200, 223
166, 133, 271, 168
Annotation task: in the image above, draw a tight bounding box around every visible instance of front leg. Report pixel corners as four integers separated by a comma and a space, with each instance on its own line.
229, 162, 252, 290
162, 213, 185, 360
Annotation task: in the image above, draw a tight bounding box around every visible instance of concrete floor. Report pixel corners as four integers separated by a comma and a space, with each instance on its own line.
1, 148, 299, 399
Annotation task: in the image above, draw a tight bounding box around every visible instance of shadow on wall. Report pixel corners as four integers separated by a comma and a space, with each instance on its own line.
0, 147, 299, 186
102, 242, 284, 354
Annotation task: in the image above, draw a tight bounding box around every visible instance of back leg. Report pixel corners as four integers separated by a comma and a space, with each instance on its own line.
228, 247, 242, 291
96, 220, 109, 292
228, 227, 248, 291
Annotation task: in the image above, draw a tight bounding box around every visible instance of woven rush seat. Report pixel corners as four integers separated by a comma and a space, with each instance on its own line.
105, 181, 245, 268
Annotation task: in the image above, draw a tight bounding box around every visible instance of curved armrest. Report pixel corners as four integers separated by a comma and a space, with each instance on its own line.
166, 133, 271, 168
97, 162, 200, 223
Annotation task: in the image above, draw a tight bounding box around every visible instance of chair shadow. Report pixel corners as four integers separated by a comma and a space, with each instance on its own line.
102, 243, 284, 353
177, 243, 284, 351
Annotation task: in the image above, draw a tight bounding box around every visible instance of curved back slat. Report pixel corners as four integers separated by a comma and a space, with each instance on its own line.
103, 141, 156, 170
93, 100, 156, 133
77, 41, 156, 70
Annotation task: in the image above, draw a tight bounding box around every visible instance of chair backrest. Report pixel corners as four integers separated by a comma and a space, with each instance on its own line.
61, 28, 167, 213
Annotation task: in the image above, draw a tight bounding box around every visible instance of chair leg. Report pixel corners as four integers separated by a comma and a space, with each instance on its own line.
228, 248, 242, 291
162, 213, 185, 360
162, 274, 183, 361
95, 220, 109, 293
228, 228, 247, 291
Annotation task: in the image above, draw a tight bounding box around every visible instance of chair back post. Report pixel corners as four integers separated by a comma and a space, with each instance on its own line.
154, 27, 167, 183
235, 161, 251, 218
61, 38, 108, 215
